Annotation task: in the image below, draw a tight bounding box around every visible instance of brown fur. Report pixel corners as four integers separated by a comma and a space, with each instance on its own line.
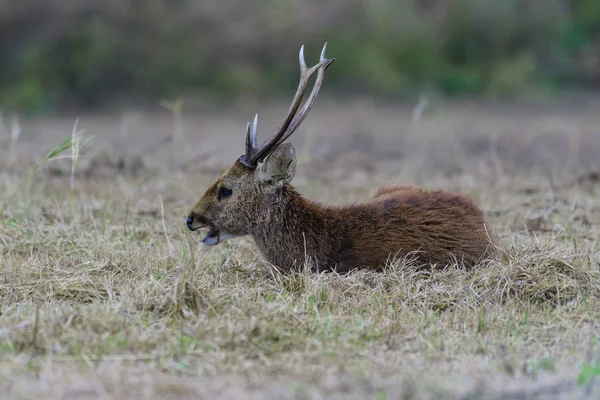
187, 145, 496, 273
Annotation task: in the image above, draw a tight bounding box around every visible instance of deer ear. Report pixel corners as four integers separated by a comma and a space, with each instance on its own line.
259, 143, 297, 186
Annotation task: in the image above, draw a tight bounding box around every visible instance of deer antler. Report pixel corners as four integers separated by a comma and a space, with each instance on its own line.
239, 43, 335, 168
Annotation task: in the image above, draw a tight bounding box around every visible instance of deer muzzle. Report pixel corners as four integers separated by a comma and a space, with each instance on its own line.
186, 213, 221, 246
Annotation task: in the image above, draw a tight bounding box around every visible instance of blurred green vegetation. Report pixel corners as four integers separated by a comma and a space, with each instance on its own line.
1, 0, 599, 113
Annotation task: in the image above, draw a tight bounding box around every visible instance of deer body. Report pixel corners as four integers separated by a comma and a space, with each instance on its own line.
250, 182, 493, 272
186, 44, 495, 272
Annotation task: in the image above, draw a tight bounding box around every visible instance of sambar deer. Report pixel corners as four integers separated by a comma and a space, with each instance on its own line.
186, 43, 496, 272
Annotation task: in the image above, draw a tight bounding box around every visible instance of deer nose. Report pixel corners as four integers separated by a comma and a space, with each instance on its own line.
186, 215, 194, 230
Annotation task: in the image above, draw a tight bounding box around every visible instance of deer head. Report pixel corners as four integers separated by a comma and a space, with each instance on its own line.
186, 44, 335, 246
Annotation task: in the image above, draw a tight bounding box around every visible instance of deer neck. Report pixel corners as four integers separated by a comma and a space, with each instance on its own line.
250, 184, 337, 271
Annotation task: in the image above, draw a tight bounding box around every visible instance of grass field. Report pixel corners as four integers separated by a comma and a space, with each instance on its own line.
1, 99, 599, 399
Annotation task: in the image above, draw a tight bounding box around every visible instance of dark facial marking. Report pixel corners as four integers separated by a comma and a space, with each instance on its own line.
423, 220, 442, 226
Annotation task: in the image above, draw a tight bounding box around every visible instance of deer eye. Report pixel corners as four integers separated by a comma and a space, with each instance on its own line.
218, 187, 232, 201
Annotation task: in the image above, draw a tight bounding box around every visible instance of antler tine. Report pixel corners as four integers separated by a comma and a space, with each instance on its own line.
241, 44, 333, 167
245, 114, 258, 152
271, 45, 310, 144
244, 121, 252, 158
242, 114, 259, 167
251, 114, 258, 148
243, 45, 310, 166
277, 43, 335, 145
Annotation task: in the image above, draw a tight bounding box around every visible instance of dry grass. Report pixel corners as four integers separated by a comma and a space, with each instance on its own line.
1, 102, 600, 399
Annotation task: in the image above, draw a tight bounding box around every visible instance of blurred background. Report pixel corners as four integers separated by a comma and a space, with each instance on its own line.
1, 0, 599, 114
1, 0, 600, 180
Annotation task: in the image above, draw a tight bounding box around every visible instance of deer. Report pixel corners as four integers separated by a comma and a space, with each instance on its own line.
186, 43, 496, 273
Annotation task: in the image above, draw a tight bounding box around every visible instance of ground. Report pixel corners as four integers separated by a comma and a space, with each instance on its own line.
1, 97, 599, 399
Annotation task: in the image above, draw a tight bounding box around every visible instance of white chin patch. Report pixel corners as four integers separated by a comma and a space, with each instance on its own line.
202, 234, 220, 246
201, 224, 220, 246
201, 228, 239, 246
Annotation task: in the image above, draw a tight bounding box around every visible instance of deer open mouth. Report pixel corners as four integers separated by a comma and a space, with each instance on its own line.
201, 224, 220, 246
